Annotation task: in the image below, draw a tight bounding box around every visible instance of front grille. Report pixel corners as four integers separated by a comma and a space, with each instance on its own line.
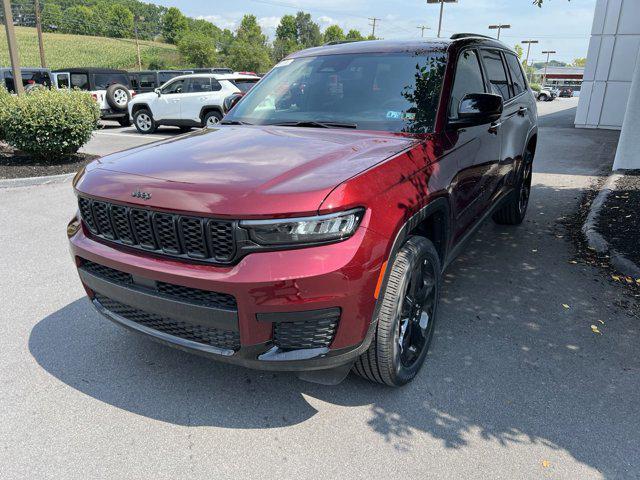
77, 196, 236, 264
81, 259, 237, 311
95, 294, 241, 351
274, 316, 340, 350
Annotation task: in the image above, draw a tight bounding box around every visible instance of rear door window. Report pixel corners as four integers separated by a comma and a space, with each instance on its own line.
449, 49, 486, 119
70, 73, 89, 90
186, 77, 212, 92
504, 53, 527, 96
232, 79, 259, 93
480, 49, 512, 100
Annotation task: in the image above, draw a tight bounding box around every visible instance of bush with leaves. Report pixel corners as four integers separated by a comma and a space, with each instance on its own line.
530, 83, 542, 93
0, 85, 15, 141
3, 88, 100, 161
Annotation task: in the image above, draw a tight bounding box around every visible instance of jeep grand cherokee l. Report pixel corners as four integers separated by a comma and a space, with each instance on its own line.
68, 35, 537, 386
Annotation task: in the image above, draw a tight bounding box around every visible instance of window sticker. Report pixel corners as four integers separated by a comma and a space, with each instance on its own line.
275, 59, 294, 68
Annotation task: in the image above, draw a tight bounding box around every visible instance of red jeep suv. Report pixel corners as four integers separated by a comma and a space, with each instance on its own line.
68, 35, 537, 386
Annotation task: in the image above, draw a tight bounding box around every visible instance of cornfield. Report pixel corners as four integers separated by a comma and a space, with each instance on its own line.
0, 26, 183, 70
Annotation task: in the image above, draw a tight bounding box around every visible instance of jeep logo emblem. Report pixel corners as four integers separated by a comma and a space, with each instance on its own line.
131, 189, 152, 200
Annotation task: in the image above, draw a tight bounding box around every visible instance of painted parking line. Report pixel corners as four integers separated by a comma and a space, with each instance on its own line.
93, 130, 173, 139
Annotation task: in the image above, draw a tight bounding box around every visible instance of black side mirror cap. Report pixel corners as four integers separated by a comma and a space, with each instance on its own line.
449, 93, 503, 129
223, 93, 244, 113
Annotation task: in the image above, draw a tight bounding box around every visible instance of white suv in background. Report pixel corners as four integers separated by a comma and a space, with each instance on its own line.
127, 73, 260, 134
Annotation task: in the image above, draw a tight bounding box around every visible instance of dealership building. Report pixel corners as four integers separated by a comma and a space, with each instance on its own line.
575, 0, 639, 169
533, 66, 584, 91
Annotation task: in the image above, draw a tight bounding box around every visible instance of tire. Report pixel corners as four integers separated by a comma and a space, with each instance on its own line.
118, 117, 131, 127
106, 84, 131, 111
133, 109, 157, 134
354, 236, 441, 387
203, 110, 223, 127
538, 94, 548, 102
493, 148, 534, 225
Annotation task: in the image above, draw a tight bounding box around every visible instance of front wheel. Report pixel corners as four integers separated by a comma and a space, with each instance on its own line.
538, 94, 548, 102
354, 236, 441, 387
133, 109, 157, 134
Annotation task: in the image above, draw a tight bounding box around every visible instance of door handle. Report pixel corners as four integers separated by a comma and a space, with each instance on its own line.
489, 121, 502, 134
199, 96, 208, 101
172, 99, 180, 103
518, 106, 528, 116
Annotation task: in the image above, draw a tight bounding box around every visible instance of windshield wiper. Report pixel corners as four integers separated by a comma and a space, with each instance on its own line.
269, 120, 358, 129
220, 120, 252, 125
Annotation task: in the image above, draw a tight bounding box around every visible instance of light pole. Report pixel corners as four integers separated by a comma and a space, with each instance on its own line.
542, 50, 557, 87
488, 24, 511, 40
427, 0, 458, 38
417, 25, 431, 37
522, 39, 539, 83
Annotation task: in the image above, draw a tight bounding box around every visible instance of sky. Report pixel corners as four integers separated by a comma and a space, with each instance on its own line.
154, 0, 597, 63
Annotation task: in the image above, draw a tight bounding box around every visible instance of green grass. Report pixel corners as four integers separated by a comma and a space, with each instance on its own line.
0, 27, 184, 70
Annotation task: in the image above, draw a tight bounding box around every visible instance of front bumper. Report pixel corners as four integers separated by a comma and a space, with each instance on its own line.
69, 216, 387, 371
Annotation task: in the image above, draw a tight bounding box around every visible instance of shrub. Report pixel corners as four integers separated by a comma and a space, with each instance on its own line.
4, 88, 99, 161
0, 85, 15, 141
530, 83, 542, 93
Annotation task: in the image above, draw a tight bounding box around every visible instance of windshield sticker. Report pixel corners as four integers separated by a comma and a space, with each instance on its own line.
275, 59, 294, 68
386, 111, 402, 119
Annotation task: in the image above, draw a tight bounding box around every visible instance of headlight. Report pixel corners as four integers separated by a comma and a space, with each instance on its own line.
240, 209, 364, 246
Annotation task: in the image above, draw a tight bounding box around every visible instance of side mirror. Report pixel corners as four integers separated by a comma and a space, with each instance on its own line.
450, 93, 503, 129
154, 88, 161, 97
223, 93, 243, 113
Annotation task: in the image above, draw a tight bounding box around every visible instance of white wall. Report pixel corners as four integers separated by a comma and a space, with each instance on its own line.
575, 0, 640, 130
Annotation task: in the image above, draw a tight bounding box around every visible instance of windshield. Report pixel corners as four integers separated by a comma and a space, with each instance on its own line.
225, 51, 447, 133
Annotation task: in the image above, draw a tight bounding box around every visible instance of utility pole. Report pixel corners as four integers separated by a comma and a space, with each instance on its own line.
521, 39, 539, 83
2, 0, 24, 95
134, 15, 144, 71
488, 24, 511, 40
368, 17, 380, 38
34, 0, 46, 67
417, 25, 431, 37
542, 50, 556, 87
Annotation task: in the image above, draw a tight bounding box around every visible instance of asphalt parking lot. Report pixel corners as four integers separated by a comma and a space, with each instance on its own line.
2, 98, 639, 479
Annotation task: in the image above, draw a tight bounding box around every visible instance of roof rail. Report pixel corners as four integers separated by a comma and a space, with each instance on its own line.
323, 40, 361, 46
450, 33, 496, 40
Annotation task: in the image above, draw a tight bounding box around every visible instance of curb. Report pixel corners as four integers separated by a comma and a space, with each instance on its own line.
582, 171, 640, 278
0, 172, 75, 189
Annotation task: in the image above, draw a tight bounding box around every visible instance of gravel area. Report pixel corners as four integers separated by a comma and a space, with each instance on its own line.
0, 143, 97, 179
597, 170, 640, 268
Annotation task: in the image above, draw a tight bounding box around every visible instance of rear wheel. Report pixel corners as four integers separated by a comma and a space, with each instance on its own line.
493, 148, 534, 225
203, 110, 222, 127
354, 236, 441, 387
133, 109, 157, 134
538, 93, 548, 101
118, 117, 131, 127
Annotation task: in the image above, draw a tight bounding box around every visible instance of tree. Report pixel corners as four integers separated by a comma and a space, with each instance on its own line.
178, 31, 217, 68
295, 11, 322, 48
572, 57, 587, 67
346, 29, 365, 41
514, 44, 524, 59
106, 4, 134, 38
41, 4, 63, 32
60, 6, 95, 36
276, 15, 298, 43
324, 25, 345, 43
162, 7, 188, 44
227, 15, 272, 72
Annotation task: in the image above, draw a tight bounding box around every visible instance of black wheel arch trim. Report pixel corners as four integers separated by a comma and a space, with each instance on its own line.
199, 106, 224, 121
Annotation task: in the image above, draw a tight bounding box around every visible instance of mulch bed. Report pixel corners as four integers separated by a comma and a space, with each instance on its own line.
562, 175, 640, 302
597, 170, 640, 267
0, 142, 97, 180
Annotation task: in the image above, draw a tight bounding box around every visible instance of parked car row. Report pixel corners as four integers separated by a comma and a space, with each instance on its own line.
1, 66, 260, 128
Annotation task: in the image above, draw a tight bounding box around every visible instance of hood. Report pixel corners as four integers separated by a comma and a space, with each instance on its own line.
76, 125, 415, 217
131, 92, 156, 102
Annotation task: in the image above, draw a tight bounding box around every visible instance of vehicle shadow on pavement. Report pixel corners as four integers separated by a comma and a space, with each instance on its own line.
29, 181, 639, 479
